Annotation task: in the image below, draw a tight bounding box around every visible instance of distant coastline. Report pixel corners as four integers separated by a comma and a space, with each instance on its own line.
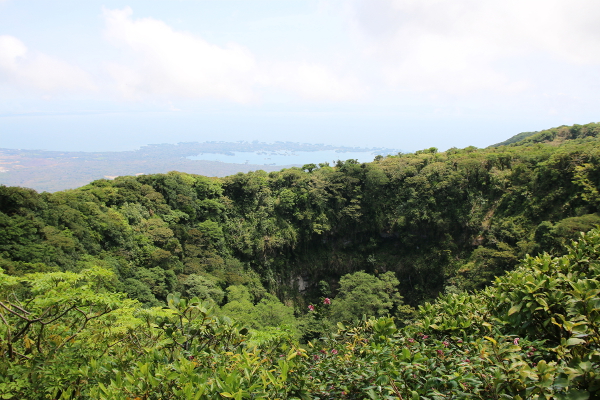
0, 141, 402, 192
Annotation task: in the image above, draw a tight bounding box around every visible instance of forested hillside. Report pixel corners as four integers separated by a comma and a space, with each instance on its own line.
1, 122, 600, 398
3, 123, 600, 306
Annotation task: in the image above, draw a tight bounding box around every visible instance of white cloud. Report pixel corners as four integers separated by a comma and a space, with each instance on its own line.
350, 0, 600, 95
0, 35, 95, 92
103, 7, 257, 102
102, 7, 364, 103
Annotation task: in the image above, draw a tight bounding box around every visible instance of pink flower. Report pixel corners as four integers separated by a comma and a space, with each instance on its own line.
308, 305, 315, 311
408, 338, 415, 343
324, 298, 331, 305
331, 349, 338, 355
437, 350, 444, 356
442, 341, 449, 347
421, 334, 429, 339
513, 338, 520, 346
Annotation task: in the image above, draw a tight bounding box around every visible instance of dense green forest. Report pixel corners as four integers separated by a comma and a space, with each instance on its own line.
1, 122, 600, 398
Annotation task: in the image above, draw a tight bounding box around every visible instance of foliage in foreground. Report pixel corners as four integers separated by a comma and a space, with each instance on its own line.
1, 228, 600, 399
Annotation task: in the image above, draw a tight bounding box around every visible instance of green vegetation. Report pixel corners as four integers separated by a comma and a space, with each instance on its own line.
1, 220, 599, 398
1, 122, 600, 398
3, 122, 600, 306
491, 130, 539, 147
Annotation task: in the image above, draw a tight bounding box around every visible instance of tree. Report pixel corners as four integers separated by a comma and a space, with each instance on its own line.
253, 293, 296, 329
181, 274, 224, 304
221, 286, 297, 332
220, 285, 256, 326
330, 271, 406, 322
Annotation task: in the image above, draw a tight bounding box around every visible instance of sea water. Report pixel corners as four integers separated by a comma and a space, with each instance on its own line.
187, 150, 385, 166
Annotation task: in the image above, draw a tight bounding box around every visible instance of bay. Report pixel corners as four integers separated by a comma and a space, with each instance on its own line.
187, 150, 385, 166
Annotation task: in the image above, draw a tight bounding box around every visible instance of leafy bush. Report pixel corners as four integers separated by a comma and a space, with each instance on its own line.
1, 230, 599, 398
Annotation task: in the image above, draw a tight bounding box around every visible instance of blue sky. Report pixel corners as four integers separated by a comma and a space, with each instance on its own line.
1, 0, 600, 152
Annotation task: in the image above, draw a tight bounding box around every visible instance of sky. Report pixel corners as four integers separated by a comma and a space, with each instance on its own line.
1, 0, 600, 152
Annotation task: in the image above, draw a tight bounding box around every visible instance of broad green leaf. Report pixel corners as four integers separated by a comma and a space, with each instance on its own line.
555, 389, 590, 400
566, 338, 586, 346
508, 303, 522, 316
484, 336, 497, 345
